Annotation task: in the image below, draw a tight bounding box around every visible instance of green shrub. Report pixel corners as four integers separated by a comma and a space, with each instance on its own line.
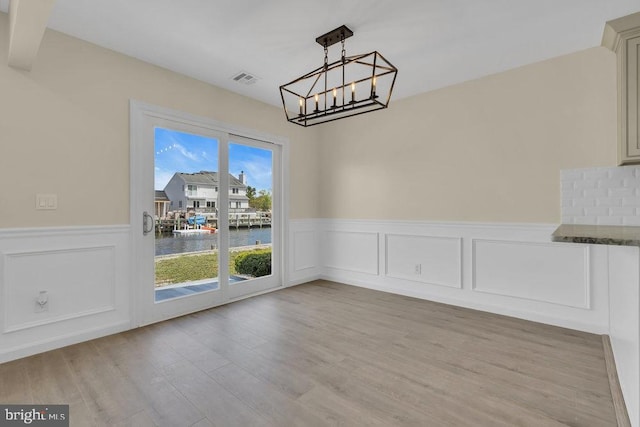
234, 249, 271, 277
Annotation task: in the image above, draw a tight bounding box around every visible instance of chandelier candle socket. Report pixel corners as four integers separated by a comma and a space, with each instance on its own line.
280, 25, 398, 127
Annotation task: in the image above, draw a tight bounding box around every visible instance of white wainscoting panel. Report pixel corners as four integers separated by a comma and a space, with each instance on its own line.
0, 226, 131, 363
323, 230, 379, 275
386, 234, 461, 288
317, 219, 609, 334
4, 246, 116, 332
472, 240, 590, 309
293, 231, 318, 272
287, 220, 321, 286
0, 219, 614, 363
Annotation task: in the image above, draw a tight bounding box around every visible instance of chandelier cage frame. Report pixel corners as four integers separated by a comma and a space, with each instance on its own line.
279, 25, 398, 127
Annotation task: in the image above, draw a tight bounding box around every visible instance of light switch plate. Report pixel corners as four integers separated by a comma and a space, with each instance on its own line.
36, 194, 57, 210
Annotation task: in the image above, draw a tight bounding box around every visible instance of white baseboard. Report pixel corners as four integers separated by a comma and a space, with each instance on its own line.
311, 218, 609, 334
287, 275, 322, 288
0, 320, 131, 364
321, 274, 606, 334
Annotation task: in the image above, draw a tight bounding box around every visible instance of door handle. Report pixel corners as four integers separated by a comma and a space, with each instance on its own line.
143, 211, 154, 235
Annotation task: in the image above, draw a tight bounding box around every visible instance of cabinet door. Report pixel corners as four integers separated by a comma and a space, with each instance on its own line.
626, 36, 640, 160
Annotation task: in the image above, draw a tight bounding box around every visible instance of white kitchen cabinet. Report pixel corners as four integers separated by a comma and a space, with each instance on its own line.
603, 12, 640, 165
608, 245, 640, 427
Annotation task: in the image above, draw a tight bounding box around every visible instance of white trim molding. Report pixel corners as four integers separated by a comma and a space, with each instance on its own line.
323, 230, 380, 275
0, 225, 131, 363
288, 219, 321, 286
301, 218, 609, 334
471, 239, 591, 309
0, 219, 613, 363
385, 234, 462, 289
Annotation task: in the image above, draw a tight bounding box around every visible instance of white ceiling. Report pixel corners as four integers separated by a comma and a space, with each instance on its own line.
1, 0, 638, 107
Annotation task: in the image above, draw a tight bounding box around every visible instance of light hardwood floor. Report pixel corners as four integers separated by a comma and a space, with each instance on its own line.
0, 280, 617, 426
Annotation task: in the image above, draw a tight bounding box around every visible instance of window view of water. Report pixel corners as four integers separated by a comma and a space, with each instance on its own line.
155, 228, 272, 256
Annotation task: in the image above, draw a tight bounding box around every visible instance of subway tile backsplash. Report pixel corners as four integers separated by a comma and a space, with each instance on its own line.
561, 166, 640, 226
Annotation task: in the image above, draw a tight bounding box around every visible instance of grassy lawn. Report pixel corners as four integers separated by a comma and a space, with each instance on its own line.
155, 248, 270, 286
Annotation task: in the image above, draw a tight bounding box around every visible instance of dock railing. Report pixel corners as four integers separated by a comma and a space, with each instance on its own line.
155, 211, 271, 233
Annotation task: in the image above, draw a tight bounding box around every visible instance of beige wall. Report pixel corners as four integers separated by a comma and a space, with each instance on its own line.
0, 13, 319, 227
318, 47, 618, 223
0, 10, 619, 227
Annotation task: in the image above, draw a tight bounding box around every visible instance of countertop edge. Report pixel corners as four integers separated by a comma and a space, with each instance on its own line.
552, 224, 640, 247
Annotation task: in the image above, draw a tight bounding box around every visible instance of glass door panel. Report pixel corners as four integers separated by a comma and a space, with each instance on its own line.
153, 127, 220, 302
227, 137, 281, 299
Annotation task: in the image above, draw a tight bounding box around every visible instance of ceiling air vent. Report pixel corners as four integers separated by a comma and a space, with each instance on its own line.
231, 71, 259, 85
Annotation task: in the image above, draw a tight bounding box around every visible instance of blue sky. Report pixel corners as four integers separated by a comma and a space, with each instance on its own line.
154, 127, 272, 191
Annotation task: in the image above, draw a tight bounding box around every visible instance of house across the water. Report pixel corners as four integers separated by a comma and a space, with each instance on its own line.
162, 171, 249, 214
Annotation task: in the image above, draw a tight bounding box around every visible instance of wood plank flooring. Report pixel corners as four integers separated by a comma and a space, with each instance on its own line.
0, 280, 617, 426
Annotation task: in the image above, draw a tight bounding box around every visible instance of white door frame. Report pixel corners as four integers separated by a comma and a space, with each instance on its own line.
129, 100, 289, 327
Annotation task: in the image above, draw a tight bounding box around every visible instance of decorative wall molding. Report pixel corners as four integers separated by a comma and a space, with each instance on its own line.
0, 225, 131, 363
3, 245, 117, 333
385, 234, 462, 289
0, 219, 612, 363
471, 239, 591, 309
323, 230, 380, 275
0, 224, 130, 238
293, 230, 318, 272
287, 220, 321, 286
306, 218, 608, 334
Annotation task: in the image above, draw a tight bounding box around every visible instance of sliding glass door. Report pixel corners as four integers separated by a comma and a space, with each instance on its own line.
131, 102, 284, 325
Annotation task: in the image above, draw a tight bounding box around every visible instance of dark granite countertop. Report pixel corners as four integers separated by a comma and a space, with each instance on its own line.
552, 224, 640, 246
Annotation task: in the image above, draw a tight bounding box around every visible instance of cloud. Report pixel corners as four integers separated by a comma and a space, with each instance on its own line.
155, 129, 220, 176
174, 143, 201, 162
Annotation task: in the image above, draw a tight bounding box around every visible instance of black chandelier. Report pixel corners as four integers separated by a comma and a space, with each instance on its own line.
279, 25, 398, 127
